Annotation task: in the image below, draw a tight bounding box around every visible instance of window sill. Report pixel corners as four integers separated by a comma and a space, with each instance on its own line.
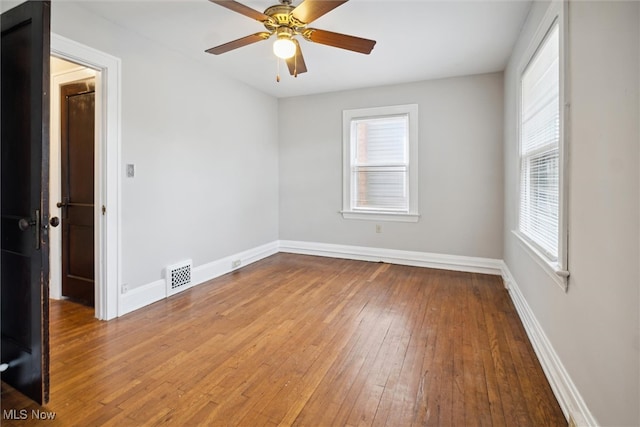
341, 211, 420, 223
511, 230, 569, 292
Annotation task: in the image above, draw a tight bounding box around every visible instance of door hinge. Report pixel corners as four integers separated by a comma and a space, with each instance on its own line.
102, 205, 106, 215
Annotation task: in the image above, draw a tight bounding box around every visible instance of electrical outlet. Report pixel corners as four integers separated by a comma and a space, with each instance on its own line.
121, 283, 128, 294
232, 259, 241, 268
375, 224, 382, 233
126, 164, 135, 178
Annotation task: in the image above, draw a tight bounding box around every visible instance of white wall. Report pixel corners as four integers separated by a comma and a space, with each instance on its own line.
504, 1, 640, 425
51, 2, 280, 291
279, 74, 504, 259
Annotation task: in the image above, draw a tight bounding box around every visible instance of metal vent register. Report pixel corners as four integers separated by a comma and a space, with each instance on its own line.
166, 260, 192, 297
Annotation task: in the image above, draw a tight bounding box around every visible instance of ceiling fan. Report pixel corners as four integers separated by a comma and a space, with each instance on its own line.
205, 0, 376, 78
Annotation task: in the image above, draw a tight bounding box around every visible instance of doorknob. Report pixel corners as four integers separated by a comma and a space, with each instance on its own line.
56, 202, 67, 208
17, 209, 41, 249
18, 218, 35, 231
49, 217, 60, 227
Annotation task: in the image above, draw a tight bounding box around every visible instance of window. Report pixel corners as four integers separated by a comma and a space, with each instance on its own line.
342, 104, 419, 222
517, 17, 568, 281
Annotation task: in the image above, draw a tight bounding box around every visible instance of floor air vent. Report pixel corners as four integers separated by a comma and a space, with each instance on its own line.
166, 260, 192, 297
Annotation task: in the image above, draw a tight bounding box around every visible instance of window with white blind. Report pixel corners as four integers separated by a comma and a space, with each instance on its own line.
518, 20, 566, 268
342, 104, 419, 222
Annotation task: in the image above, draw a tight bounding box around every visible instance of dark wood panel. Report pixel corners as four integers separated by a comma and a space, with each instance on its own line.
0, 254, 566, 426
66, 90, 94, 203
0, 17, 31, 217
0, 252, 31, 346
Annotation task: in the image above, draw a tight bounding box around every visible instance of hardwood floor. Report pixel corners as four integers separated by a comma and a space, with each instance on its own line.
1, 253, 566, 426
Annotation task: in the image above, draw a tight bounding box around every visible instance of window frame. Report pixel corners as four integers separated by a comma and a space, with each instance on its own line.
341, 104, 419, 222
514, 0, 570, 290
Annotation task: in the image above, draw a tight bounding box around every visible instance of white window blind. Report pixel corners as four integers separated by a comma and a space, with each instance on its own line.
519, 23, 560, 260
351, 115, 409, 211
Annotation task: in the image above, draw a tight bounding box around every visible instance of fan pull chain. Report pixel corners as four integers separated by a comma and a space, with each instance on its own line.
276, 58, 281, 83
294, 53, 298, 78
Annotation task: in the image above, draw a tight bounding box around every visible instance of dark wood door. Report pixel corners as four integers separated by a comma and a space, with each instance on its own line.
1, 0, 51, 405
60, 79, 95, 307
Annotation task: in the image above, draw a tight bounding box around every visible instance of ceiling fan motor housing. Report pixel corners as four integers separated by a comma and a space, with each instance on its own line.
263, 3, 305, 33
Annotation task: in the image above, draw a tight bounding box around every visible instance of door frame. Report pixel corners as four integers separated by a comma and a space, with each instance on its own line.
51, 33, 121, 320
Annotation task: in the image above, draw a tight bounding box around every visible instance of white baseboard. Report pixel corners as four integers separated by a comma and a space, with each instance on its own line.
501, 262, 598, 427
119, 278, 165, 316
278, 240, 504, 275
192, 241, 279, 285
120, 241, 279, 316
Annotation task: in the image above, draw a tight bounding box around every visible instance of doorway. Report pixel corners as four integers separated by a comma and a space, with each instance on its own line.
50, 34, 121, 321
51, 57, 96, 307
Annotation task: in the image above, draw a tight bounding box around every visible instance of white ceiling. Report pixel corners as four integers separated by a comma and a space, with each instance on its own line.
76, 0, 532, 98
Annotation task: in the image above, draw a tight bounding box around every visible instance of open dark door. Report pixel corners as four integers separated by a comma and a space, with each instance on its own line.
1, 0, 52, 405
60, 79, 95, 307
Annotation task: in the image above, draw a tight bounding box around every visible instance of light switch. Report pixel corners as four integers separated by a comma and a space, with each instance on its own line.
126, 164, 135, 178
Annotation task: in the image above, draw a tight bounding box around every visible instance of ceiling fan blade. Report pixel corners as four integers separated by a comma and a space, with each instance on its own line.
209, 0, 272, 23
304, 28, 376, 54
286, 39, 308, 76
205, 32, 271, 55
291, 0, 348, 24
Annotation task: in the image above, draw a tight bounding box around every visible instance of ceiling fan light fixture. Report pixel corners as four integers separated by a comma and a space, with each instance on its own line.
273, 37, 296, 59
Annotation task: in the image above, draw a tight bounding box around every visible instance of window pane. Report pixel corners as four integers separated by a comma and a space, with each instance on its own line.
521, 25, 559, 155
520, 150, 559, 258
353, 167, 407, 210
353, 116, 407, 165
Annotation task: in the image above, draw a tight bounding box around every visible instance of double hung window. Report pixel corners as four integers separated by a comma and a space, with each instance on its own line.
519, 23, 561, 260
342, 105, 419, 222
517, 10, 569, 287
